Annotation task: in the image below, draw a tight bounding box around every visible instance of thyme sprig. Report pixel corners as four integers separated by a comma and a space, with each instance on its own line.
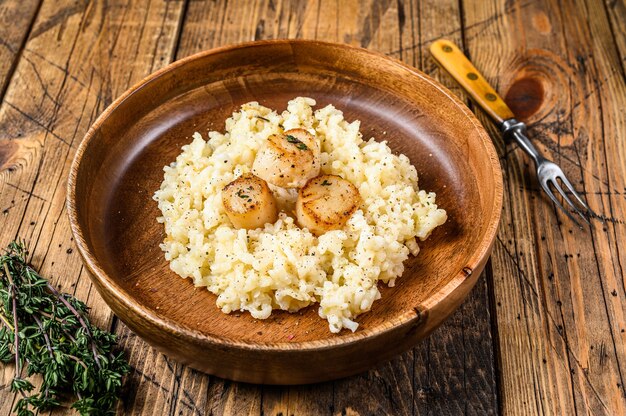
0, 240, 130, 415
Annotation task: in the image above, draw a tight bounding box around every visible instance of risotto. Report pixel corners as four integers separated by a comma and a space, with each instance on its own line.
154, 97, 447, 333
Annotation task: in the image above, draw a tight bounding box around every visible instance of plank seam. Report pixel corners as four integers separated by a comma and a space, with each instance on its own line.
457, 2, 502, 414
601, 0, 626, 80
0, 0, 44, 104
574, 21, 626, 395
171, 0, 191, 61
559, 0, 626, 408
485, 259, 504, 415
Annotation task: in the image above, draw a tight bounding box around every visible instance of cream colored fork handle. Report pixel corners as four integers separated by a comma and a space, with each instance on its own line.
430, 39, 514, 125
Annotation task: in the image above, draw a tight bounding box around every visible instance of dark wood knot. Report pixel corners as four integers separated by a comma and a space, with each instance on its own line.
503, 49, 581, 145
504, 77, 544, 121
0, 140, 18, 172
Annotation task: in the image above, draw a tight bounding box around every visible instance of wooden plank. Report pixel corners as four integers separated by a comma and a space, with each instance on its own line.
411, 2, 499, 415
566, 0, 626, 413
603, 0, 626, 76
0, 0, 186, 413
325, 1, 417, 415
462, 0, 626, 414
459, 2, 580, 413
0, 0, 41, 100
116, 324, 214, 415
164, 0, 343, 413
413, 274, 498, 415
147, 1, 499, 416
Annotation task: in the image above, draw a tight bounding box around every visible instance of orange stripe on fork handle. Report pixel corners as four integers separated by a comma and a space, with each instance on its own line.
430, 39, 514, 125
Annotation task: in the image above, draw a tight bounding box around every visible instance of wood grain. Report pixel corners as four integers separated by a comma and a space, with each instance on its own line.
1, 0, 624, 414
0, 0, 41, 101
462, 0, 626, 414
603, 0, 626, 76
0, 0, 185, 412
415, 3, 500, 414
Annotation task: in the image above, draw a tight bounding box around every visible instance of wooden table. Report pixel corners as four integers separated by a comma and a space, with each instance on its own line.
0, 0, 624, 414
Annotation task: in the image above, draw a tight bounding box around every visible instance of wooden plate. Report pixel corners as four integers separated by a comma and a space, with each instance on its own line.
67, 40, 502, 384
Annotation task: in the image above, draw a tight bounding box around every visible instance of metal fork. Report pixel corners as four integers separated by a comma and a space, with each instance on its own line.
501, 119, 591, 227
430, 39, 592, 228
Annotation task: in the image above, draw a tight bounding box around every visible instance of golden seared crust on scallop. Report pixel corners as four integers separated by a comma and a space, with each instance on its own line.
252, 128, 320, 188
296, 174, 361, 236
222, 173, 278, 229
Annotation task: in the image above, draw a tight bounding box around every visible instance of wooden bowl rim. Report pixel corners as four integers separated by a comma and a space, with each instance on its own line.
66, 39, 503, 351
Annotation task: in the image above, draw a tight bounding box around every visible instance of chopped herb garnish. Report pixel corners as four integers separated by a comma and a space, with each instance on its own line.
256, 116, 270, 122
321, 179, 331, 186
236, 189, 249, 199
285, 135, 308, 150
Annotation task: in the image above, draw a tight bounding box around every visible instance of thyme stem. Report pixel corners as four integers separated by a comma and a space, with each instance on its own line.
46, 283, 102, 370
33, 316, 54, 358
39, 310, 67, 323
65, 354, 88, 370
4, 263, 21, 377
0, 310, 13, 331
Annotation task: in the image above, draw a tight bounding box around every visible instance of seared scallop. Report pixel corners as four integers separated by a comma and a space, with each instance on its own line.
296, 174, 361, 236
252, 128, 320, 188
222, 173, 278, 230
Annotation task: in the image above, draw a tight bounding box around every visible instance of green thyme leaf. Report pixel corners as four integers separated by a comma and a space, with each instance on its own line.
285, 134, 309, 150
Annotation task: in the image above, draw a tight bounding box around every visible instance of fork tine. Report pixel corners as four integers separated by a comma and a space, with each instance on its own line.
540, 179, 583, 229
551, 179, 591, 225
557, 174, 593, 213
